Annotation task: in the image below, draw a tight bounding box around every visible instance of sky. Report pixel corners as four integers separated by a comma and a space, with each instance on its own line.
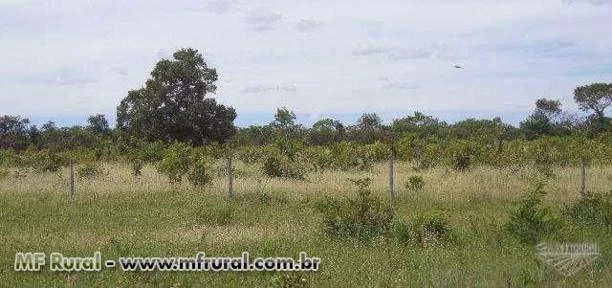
1, 0, 612, 127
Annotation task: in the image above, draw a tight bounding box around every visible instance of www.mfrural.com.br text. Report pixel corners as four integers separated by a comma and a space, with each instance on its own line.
14, 252, 321, 272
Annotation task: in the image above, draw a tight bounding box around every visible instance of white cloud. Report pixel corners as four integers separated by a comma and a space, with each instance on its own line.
244, 9, 283, 31
51, 75, 97, 86
381, 81, 421, 90
206, 0, 231, 14
563, 0, 612, 5
388, 48, 433, 60
1, 0, 612, 122
242, 84, 296, 93
111, 66, 129, 76
295, 19, 323, 32
352, 42, 387, 56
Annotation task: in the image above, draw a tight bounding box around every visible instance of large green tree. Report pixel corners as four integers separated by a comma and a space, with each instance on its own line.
392, 111, 447, 138
308, 118, 345, 145
0, 115, 31, 151
87, 114, 111, 137
269, 107, 303, 139
520, 98, 568, 139
117, 48, 236, 145
574, 83, 612, 133
348, 113, 384, 144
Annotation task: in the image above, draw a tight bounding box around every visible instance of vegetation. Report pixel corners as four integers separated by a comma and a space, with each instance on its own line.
505, 181, 562, 244
1, 162, 610, 286
315, 177, 394, 242
405, 175, 425, 192
1, 48, 612, 286
116, 49, 236, 145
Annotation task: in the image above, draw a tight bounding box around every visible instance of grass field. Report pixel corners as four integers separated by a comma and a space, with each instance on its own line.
1, 162, 611, 287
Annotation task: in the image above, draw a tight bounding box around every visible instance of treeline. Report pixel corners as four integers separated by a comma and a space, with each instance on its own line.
1, 104, 610, 154
2, 48, 612, 177
2, 105, 612, 167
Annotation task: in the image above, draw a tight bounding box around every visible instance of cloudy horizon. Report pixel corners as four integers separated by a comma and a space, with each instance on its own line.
2, 0, 612, 127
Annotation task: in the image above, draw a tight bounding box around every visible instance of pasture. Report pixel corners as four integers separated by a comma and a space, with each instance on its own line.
1, 161, 611, 287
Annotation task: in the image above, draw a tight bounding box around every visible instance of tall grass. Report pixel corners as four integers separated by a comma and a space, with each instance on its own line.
0, 162, 610, 287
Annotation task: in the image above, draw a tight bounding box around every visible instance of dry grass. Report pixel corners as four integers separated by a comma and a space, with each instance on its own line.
1, 161, 611, 287
1, 161, 610, 205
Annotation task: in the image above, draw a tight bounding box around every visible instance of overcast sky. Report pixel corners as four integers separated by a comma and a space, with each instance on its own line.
1, 0, 612, 127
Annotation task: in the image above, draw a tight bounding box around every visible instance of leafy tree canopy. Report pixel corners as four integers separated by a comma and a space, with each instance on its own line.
0, 115, 31, 151
116, 48, 236, 145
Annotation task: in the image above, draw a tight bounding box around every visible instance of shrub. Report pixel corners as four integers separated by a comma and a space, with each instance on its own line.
263, 149, 306, 180
140, 140, 166, 163
405, 175, 425, 192
304, 146, 334, 172
566, 191, 612, 228
411, 212, 453, 247
188, 159, 213, 188
235, 146, 266, 164
199, 142, 228, 160
315, 177, 394, 242
452, 153, 471, 171
263, 152, 284, 177
156, 142, 192, 184
17, 148, 66, 173
329, 142, 374, 171
392, 218, 412, 246
124, 139, 166, 176
77, 162, 105, 179
505, 181, 561, 244
363, 141, 391, 162
447, 140, 476, 171
393, 212, 453, 247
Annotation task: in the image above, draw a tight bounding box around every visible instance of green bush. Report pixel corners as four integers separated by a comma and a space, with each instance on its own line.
16, 148, 66, 173
447, 140, 475, 171
505, 181, 561, 244
304, 146, 335, 172
140, 140, 167, 163
77, 162, 105, 179
393, 212, 453, 247
188, 159, 213, 188
452, 153, 471, 171
235, 146, 266, 164
263, 149, 306, 180
315, 177, 394, 242
124, 139, 166, 176
263, 152, 283, 178
566, 191, 612, 228
405, 175, 425, 192
411, 212, 453, 247
392, 218, 412, 246
156, 142, 192, 184
329, 142, 374, 171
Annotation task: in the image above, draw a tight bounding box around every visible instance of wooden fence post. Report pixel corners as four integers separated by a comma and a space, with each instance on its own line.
69, 160, 75, 202
389, 157, 395, 202
227, 156, 233, 201
580, 157, 587, 196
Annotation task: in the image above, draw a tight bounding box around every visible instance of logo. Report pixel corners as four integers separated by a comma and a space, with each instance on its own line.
536, 242, 599, 277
